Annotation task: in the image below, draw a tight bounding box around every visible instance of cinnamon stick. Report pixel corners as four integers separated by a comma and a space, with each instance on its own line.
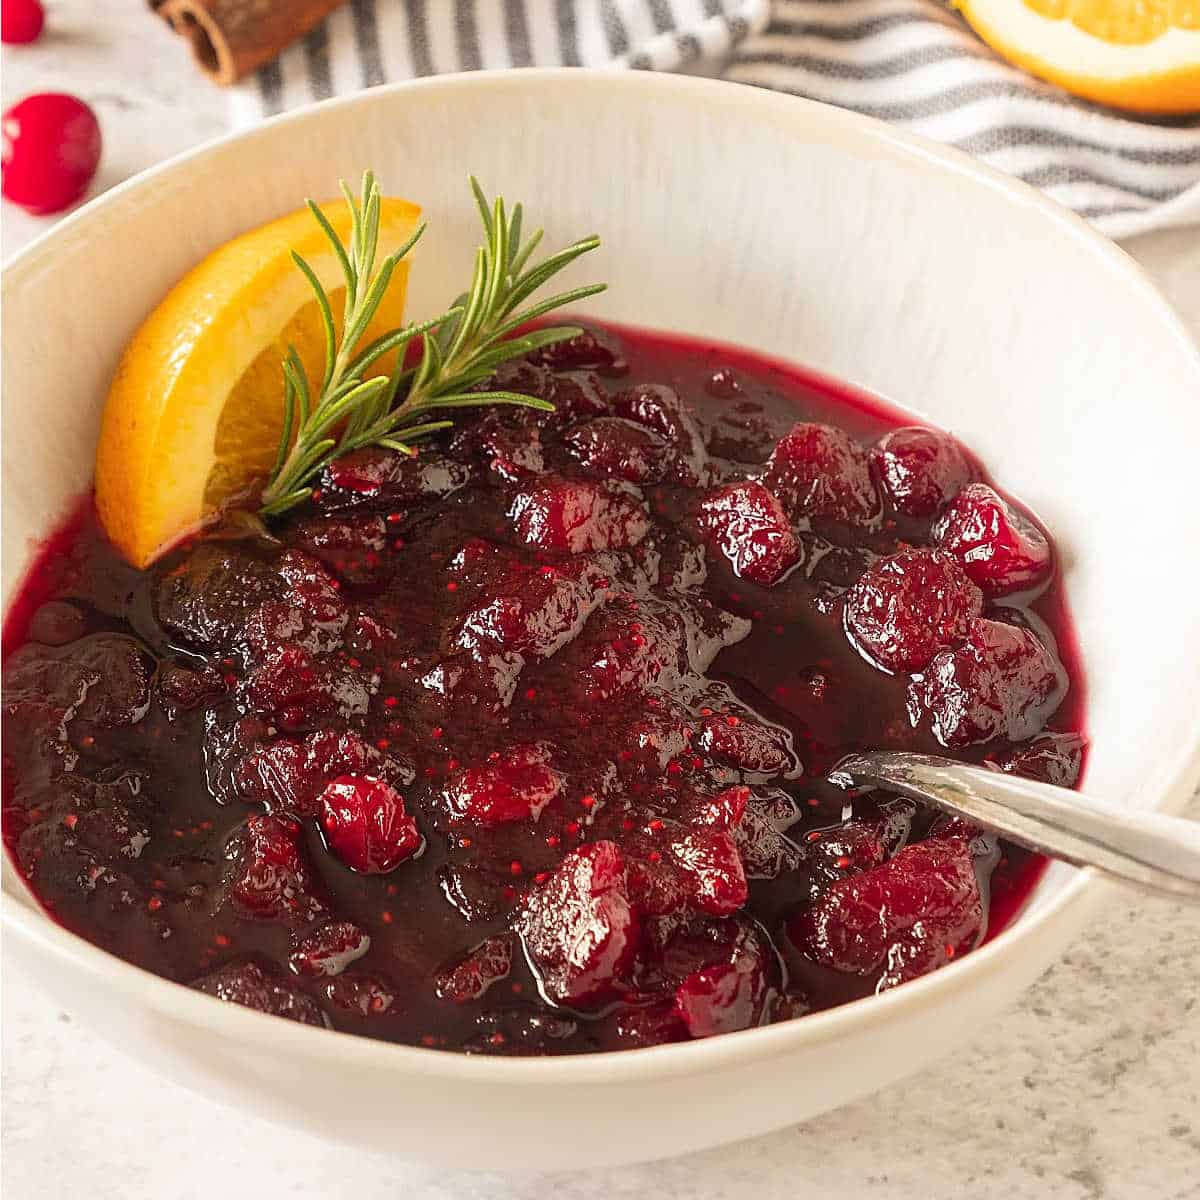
150, 0, 347, 85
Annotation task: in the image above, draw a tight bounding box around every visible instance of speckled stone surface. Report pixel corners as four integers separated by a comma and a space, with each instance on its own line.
3, 4, 1198, 1197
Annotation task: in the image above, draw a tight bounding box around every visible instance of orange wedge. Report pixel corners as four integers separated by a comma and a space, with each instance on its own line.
956, 0, 1200, 113
95, 196, 421, 568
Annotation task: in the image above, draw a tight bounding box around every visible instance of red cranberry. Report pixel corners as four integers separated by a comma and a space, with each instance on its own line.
527, 326, 628, 376
669, 828, 749, 916
911, 618, 1066, 748
294, 514, 388, 582
870, 426, 972, 517
453, 560, 600, 660
519, 841, 641, 1006
323, 971, 398, 1016
509, 476, 650, 553
933, 483, 1052, 597
573, 601, 687, 701
788, 835, 984, 986
761, 422, 879, 525
236, 729, 397, 818
2, 0, 44, 43
435, 936, 514, 1002
193, 959, 328, 1027
562, 417, 669, 483
319, 448, 471, 510
675, 959, 764, 1038
444, 743, 564, 826
247, 646, 327, 714
994, 731, 1087, 788
691, 785, 751, 830
320, 775, 423, 874
612, 1001, 688, 1047
844, 548, 983, 673
2, 93, 101, 214
697, 712, 800, 777
288, 921, 371, 978
696, 481, 802, 586
807, 803, 916, 884
226, 815, 326, 924
157, 661, 226, 712
28, 600, 84, 645
155, 543, 283, 653
733, 798, 804, 880
611, 384, 708, 484
626, 850, 690, 917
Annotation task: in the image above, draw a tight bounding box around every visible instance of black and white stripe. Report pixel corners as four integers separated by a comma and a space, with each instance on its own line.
239, 0, 1200, 236
726, 0, 1200, 236
244, 0, 767, 119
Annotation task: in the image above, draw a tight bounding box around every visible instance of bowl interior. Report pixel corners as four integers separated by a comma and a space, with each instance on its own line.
4, 68, 1200, 1021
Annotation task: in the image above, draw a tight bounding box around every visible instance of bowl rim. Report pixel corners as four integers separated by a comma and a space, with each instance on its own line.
5, 66, 1200, 1087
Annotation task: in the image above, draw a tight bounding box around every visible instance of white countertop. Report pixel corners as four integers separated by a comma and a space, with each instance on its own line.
3, 5, 1198, 1197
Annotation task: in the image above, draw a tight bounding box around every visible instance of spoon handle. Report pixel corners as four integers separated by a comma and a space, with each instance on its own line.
832, 752, 1200, 903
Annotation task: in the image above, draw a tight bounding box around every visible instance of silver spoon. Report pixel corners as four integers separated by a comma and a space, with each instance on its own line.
831, 751, 1200, 903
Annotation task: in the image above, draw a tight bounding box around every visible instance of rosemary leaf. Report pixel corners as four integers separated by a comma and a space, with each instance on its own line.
258, 172, 604, 519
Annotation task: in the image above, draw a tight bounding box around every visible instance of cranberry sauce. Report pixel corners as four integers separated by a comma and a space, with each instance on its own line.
2, 322, 1086, 1054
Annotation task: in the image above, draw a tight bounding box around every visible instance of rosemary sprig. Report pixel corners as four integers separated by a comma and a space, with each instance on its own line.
258, 172, 605, 518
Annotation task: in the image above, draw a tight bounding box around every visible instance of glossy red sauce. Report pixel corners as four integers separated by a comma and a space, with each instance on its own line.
2, 322, 1084, 1052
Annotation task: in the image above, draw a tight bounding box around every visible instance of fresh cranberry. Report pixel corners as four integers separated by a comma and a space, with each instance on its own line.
761, 422, 879, 524
788, 835, 984, 987
912, 618, 1066, 748
509, 476, 650, 553
844, 548, 983, 673
697, 712, 800, 777
435, 935, 514, 1002
934, 483, 1052, 597
870, 426, 972, 517
320, 775, 422, 874
289, 921, 371, 978
2, 93, 101, 214
562, 417, 669, 483
193, 959, 328, 1026
2, 0, 44, 43
696, 481, 801, 586
225, 815, 326, 923
519, 841, 640, 1006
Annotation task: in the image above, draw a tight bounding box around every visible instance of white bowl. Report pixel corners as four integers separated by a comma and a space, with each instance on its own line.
4, 69, 1200, 1171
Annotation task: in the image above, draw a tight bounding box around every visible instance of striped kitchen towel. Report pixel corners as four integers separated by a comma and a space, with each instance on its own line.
232, 0, 1200, 238
726, 0, 1200, 237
